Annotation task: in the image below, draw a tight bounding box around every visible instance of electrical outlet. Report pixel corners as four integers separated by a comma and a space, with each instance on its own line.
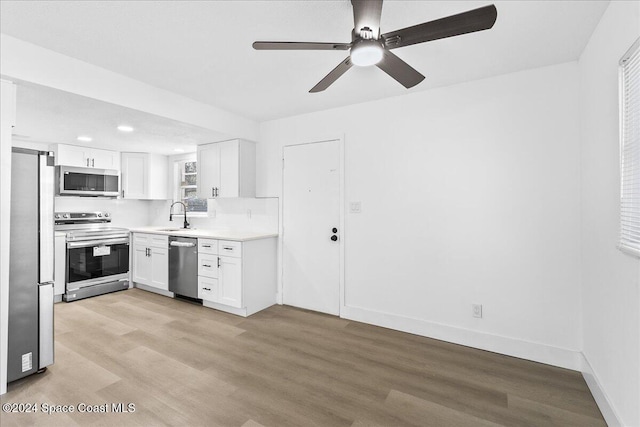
350, 202, 362, 213
472, 304, 483, 318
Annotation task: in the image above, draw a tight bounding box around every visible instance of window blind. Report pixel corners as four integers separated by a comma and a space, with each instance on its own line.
620, 38, 640, 255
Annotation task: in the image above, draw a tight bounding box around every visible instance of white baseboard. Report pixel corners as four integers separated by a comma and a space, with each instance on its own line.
203, 300, 247, 317
581, 354, 623, 427
133, 283, 174, 298
340, 304, 582, 371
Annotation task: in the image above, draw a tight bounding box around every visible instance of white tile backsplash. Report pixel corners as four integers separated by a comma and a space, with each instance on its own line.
149, 198, 279, 233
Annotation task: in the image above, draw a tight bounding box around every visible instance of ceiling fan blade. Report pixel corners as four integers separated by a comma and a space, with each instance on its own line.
352, 0, 383, 38
382, 4, 497, 49
376, 50, 425, 89
309, 57, 353, 93
253, 41, 350, 50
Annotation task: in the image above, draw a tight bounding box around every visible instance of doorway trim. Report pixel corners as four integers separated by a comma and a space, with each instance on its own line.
278, 135, 345, 316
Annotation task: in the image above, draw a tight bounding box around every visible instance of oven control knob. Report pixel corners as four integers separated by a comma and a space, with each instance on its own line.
97, 213, 102, 217
105, 213, 110, 217
55, 214, 60, 219
63, 213, 69, 218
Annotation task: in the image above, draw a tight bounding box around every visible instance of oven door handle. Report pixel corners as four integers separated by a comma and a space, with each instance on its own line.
67, 238, 130, 249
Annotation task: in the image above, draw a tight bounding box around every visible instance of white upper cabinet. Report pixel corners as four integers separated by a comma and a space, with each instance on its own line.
54, 144, 86, 167
197, 144, 221, 199
92, 149, 120, 169
197, 139, 255, 199
53, 144, 120, 170
121, 152, 169, 200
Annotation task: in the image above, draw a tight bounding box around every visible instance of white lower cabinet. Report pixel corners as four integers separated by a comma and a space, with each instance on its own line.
218, 256, 242, 308
132, 233, 169, 291
197, 237, 276, 317
133, 244, 151, 284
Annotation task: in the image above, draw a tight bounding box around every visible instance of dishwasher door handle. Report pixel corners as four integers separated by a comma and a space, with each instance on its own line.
170, 241, 196, 248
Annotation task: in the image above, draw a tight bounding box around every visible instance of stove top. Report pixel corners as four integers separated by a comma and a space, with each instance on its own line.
55, 212, 129, 241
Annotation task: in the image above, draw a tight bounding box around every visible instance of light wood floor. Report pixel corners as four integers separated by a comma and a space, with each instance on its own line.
1, 288, 605, 427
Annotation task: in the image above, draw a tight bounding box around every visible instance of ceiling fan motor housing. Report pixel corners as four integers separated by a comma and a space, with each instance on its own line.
350, 38, 384, 67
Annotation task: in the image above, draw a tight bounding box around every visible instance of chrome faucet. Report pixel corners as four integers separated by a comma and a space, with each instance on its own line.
169, 201, 190, 229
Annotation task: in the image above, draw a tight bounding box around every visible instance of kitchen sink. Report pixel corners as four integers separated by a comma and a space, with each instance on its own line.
157, 228, 196, 232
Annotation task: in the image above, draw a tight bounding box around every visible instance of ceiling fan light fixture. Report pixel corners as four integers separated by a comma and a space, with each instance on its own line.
350, 40, 384, 67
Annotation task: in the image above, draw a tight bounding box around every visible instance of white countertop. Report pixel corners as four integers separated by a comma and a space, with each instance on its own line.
129, 226, 278, 242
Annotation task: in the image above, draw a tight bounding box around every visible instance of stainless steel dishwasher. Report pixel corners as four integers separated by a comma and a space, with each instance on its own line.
168, 236, 199, 299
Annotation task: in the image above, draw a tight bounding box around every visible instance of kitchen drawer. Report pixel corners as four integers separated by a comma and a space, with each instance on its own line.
219, 240, 242, 258
133, 233, 152, 245
149, 234, 168, 248
198, 254, 219, 278
133, 233, 168, 248
198, 239, 218, 255
198, 276, 218, 302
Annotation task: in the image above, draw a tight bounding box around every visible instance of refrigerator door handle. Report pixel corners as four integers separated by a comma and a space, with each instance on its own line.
39, 152, 55, 284
38, 282, 54, 369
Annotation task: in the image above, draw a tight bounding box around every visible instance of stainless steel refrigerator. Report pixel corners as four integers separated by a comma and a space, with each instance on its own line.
7, 148, 55, 382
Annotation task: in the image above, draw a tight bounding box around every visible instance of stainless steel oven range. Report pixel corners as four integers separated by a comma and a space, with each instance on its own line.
55, 212, 130, 302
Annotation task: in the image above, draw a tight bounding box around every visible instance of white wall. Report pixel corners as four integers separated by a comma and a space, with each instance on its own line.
258, 62, 583, 369
578, 1, 640, 426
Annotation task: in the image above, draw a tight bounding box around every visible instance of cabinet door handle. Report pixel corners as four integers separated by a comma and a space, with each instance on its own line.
203, 287, 211, 291
212, 187, 214, 197
216, 187, 219, 197
122, 190, 125, 198
222, 247, 233, 251
86, 158, 90, 167
203, 264, 211, 268
91, 158, 95, 167
203, 245, 211, 248
217, 257, 221, 268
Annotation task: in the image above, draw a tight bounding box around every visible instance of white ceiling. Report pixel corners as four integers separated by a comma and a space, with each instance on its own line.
12, 82, 227, 154
0, 1, 609, 122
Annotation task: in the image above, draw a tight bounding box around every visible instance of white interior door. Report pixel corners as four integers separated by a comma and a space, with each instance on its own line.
283, 140, 340, 315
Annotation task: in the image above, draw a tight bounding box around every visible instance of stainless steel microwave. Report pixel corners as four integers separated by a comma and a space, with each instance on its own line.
56, 166, 120, 197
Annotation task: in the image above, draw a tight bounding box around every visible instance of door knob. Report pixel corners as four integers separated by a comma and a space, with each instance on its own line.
331, 235, 338, 241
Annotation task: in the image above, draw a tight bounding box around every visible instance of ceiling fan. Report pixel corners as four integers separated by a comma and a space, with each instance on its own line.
253, 0, 497, 93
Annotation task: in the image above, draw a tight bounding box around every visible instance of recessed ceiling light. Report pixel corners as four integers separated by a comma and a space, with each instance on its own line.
77, 136, 92, 142
117, 125, 134, 132
174, 148, 185, 153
